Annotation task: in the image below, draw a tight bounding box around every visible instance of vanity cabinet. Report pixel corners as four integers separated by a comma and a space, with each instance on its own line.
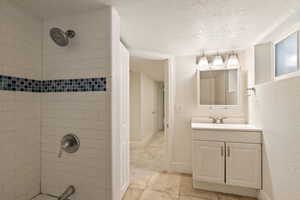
192, 127, 262, 190
226, 143, 261, 189
192, 141, 225, 184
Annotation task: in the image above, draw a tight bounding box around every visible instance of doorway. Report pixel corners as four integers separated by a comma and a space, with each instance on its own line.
121, 55, 174, 200
129, 56, 166, 173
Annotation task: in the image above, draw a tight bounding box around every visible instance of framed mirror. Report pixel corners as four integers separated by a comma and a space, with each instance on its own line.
198, 69, 239, 105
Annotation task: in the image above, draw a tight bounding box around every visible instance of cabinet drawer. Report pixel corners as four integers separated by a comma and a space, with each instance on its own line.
192, 130, 262, 143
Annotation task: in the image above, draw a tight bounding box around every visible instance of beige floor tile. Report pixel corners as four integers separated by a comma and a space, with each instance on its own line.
179, 195, 207, 200
130, 168, 158, 189
217, 193, 257, 200
123, 188, 144, 200
140, 190, 178, 200
239, 197, 257, 200
149, 172, 181, 198
217, 193, 241, 200
131, 131, 165, 171
179, 175, 218, 200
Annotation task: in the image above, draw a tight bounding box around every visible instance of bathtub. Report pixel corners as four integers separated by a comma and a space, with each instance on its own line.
32, 195, 56, 200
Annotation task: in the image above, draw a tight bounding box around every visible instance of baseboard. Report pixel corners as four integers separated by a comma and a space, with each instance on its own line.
193, 180, 258, 198
169, 162, 192, 174
121, 182, 130, 198
258, 190, 272, 200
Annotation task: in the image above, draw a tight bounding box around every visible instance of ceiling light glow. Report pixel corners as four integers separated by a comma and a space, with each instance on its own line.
213, 55, 224, 67
198, 56, 209, 68
227, 54, 240, 68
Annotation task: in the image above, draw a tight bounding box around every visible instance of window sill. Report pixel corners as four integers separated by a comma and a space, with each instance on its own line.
274, 71, 300, 82
254, 71, 300, 87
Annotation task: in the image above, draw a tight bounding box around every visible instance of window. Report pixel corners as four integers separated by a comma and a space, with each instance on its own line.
275, 32, 299, 77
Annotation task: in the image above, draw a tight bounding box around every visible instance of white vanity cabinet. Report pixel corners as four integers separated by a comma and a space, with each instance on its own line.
192, 141, 225, 184
191, 123, 262, 193
226, 142, 261, 189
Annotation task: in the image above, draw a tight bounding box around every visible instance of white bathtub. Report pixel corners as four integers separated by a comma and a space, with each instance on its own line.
32, 195, 56, 200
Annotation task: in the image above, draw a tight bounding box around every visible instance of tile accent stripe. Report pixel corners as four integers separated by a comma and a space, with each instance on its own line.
0, 75, 106, 92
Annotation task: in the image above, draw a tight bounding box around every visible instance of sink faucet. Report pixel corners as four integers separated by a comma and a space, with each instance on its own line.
209, 116, 218, 123
209, 116, 228, 124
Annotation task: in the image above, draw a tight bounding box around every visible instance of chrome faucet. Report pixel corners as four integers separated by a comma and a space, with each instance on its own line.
58, 134, 80, 158
58, 185, 76, 200
209, 116, 228, 124
209, 116, 218, 123
217, 116, 228, 124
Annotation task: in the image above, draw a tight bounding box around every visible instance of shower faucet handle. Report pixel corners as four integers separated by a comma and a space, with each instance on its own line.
58, 134, 80, 158
58, 140, 71, 158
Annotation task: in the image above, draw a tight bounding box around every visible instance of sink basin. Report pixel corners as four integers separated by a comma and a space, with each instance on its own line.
191, 122, 262, 132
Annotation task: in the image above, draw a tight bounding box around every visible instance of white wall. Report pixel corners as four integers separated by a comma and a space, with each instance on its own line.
249, 12, 300, 200
41, 7, 118, 200
0, 1, 42, 199
250, 77, 300, 200
171, 52, 249, 173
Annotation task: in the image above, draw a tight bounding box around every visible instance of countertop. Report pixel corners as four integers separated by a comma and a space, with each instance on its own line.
191, 123, 262, 132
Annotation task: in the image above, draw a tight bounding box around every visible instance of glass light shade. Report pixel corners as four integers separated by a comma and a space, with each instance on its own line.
198, 56, 209, 67
212, 55, 224, 66
227, 54, 240, 68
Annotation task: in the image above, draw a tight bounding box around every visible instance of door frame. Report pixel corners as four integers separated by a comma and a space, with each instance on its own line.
164, 57, 175, 171
126, 51, 174, 173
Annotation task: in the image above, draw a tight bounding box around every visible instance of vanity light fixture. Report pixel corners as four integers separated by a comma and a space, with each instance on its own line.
212, 54, 224, 67
198, 55, 209, 68
227, 53, 240, 68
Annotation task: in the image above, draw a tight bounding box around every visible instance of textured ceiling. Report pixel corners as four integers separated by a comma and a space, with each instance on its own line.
11, 0, 300, 55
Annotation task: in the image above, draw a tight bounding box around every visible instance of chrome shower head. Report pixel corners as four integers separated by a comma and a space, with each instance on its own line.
49, 27, 76, 47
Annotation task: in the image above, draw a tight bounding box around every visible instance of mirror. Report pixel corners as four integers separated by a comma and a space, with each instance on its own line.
199, 69, 239, 105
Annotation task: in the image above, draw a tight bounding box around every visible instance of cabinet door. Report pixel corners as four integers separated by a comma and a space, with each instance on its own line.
226, 143, 261, 189
192, 141, 225, 184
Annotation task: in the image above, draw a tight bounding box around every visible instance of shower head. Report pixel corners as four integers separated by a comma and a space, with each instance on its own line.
49, 27, 76, 47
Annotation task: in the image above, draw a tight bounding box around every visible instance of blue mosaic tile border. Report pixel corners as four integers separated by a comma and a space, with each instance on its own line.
0, 75, 106, 92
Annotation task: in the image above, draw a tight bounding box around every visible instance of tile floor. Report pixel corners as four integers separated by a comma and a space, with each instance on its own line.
130, 131, 166, 172
125, 131, 257, 200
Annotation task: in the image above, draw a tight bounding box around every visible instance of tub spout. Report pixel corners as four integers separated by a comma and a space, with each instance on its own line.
58, 185, 75, 200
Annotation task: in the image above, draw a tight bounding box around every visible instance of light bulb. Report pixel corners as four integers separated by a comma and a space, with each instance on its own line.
198, 56, 209, 68
227, 54, 240, 68
213, 55, 224, 66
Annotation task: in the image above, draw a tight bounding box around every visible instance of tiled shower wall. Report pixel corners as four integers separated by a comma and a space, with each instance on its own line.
1, 1, 118, 200
0, 1, 42, 199
41, 8, 113, 200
